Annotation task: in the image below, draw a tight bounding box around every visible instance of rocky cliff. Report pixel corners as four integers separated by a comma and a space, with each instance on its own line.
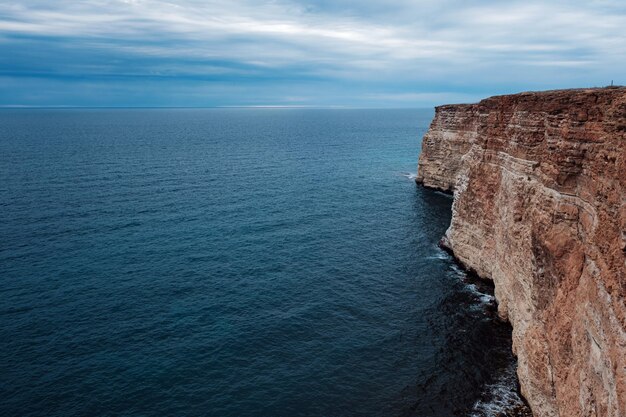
416, 88, 626, 417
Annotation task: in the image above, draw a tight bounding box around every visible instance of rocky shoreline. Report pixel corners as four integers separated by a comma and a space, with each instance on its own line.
440, 241, 533, 417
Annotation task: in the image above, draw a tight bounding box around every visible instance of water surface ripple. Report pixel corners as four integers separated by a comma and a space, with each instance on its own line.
1, 109, 523, 416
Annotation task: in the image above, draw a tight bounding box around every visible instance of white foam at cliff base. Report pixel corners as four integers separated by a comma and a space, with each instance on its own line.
425, 249, 452, 261
468, 363, 528, 417
480, 294, 495, 304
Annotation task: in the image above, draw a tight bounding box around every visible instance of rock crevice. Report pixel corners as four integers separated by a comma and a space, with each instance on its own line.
417, 88, 626, 417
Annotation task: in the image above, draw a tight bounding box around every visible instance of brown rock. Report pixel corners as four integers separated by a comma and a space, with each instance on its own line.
417, 87, 626, 417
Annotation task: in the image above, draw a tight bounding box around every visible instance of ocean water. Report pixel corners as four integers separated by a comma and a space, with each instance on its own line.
0, 109, 527, 416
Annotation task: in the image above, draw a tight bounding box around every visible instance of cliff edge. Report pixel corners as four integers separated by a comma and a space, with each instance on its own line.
417, 87, 626, 417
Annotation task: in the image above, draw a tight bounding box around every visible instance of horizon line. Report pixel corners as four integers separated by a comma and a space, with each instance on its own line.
0, 105, 436, 110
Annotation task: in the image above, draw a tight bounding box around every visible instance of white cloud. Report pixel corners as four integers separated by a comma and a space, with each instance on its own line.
0, 0, 625, 105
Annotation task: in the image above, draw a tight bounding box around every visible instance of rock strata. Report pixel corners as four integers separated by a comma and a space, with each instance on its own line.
417, 88, 626, 417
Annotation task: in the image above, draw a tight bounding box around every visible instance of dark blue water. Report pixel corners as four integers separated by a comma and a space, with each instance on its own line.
0, 109, 525, 416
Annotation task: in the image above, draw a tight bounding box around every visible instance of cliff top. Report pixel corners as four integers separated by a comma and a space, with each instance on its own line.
436, 86, 626, 111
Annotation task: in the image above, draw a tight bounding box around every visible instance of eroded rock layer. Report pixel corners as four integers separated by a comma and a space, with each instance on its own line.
417, 88, 626, 417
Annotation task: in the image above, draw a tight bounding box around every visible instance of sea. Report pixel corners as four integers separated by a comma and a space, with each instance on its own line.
0, 108, 529, 416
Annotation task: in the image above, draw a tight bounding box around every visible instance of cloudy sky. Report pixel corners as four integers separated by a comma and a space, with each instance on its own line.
1, 0, 625, 107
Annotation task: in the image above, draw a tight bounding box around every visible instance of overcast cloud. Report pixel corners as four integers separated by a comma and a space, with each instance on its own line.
1, 0, 624, 107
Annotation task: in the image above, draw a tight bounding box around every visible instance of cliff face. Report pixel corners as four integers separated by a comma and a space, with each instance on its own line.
417, 88, 626, 417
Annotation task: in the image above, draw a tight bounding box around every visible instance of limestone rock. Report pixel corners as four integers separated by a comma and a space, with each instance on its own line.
417, 87, 626, 417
